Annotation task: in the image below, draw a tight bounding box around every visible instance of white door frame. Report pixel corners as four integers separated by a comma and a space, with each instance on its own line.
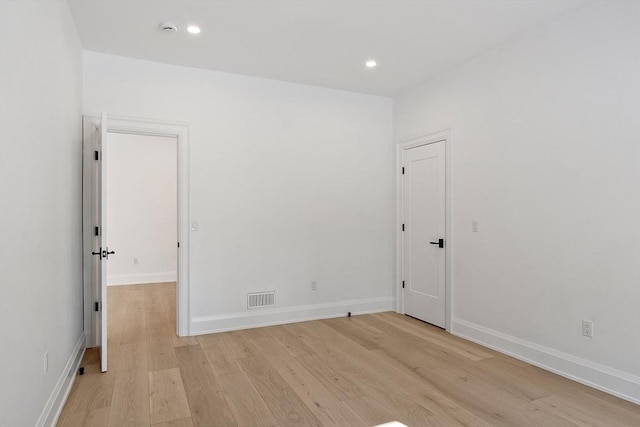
82, 114, 191, 343
396, 129, 453, 331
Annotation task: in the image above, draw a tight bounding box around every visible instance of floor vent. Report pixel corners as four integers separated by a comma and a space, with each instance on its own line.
247, 291, 276, 309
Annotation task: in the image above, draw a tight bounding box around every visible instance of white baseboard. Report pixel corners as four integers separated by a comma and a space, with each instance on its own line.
107, 271, 176, 286
36, 333, 86, 427
451, 318, 640, 404
191, 296, 395, 335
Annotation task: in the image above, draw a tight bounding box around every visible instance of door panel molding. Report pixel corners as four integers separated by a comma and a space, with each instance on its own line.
395, 128, 452, 331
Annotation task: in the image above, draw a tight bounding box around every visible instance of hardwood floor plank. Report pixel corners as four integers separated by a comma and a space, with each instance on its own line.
127, 288, 147, 309
320, 317, 384, 350
171, 333, 198, 348
149, 368, 191, 425
120, 301, 147, 345
145, 286, 168, 313
413, 392, 494, 427
222, 330, 261, 359
250, 333, 367, 426
153, 417, 194, 427
217, 371, 279, 427
354, 314, 474, 367
238, 355, 322, 426
197, 333, 242, 376
148, 340, 178, 372
286, 321, 480, 427
296, 354, 365, 401
57, 406, 110, 427
373, 312, 494, 361
470, 356, 554, 401
341, 396, 397, 426
174, 344, 236, 426
108, 343, 150, 427
370, 344, 581, 427
523, 364, 640, 412
262, 325, 315, 358
61, 370, 114, 414
532, 393, 640, 427
107, 286, 129, 316
146, 310, 174, 343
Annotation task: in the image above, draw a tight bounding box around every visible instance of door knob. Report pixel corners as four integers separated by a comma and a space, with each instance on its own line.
429, 239, 445, 248
103, 248, 116, 260
91, 248, 103, 260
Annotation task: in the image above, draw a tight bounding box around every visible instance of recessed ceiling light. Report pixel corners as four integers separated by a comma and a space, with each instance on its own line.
365, 60, 377, 68
187, 25, 201, 34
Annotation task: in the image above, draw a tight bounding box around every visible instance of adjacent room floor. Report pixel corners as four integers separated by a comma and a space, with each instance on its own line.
57, 283, 639, 426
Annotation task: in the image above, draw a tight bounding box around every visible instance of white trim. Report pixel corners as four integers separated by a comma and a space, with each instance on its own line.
82, 114, 191, 340
396, 128, 453, 331
107, 271, 177, 286
36, 333, 85, 427
452, 318, 640, 404
191, 297, 395, 335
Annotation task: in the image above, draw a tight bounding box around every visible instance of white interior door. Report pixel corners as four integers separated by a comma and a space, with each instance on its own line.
94, 113, 109, 372
402, 141, 446, 327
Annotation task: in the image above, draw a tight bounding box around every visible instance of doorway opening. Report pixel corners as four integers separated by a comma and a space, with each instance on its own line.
82, 115, 190, 371
106, 132, 178, 288
106, 132, 178, 352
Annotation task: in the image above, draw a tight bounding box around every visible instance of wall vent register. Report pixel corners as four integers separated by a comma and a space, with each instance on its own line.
247, 291, 276, 309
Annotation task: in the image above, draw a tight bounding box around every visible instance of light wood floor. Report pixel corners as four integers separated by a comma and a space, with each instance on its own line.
58, 283, 639, 427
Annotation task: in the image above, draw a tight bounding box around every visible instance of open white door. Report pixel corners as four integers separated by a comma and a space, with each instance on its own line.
99, 112, 109, 372
91, 113, 111, 372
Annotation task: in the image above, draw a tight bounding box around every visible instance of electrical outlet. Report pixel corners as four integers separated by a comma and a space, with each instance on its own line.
133, 257, 139, 265
44, 351, 48, 374
311, 281, 318, 291
582, 320, 593, 338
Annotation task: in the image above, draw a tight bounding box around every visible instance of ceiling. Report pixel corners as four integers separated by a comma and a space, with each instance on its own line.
68, 0, 588, 97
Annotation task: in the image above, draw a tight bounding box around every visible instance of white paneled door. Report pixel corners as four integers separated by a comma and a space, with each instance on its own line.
402, 141, 446, 328
91, 113, 110, 372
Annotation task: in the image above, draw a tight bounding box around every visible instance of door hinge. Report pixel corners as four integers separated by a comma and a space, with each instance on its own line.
177, 242, 180, 248
94, 301, 101, 312
402, 167, 405, 175
402, 280, 405, 289
402, 224, 405, 232
94, 226, 100, 236
94, 151, 99, 161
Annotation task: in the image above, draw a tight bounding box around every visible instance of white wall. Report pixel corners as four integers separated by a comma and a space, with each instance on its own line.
394, 2, 640, 401
83, 53, 394, 332
0, 2, 84, 426
106, 132, 177, 285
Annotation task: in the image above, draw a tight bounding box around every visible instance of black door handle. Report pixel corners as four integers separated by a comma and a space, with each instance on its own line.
429, 239, 444, 248
103, 248, 116, 260
91, 247, 103, 260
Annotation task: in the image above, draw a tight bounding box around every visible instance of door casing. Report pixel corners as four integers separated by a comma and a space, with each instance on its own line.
82, 114, 191, 345
396, 128, 452, 331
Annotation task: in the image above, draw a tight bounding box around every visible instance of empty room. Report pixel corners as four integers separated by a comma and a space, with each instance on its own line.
0, 1, 638, 426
